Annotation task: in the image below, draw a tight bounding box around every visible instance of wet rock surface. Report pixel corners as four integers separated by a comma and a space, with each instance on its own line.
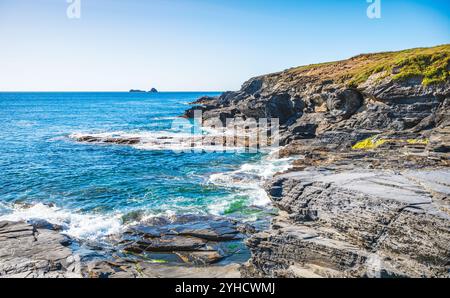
0, 215, 252, 278
72, 135, 141, 145
81, 215, 252, 278
118, 216, 252, 261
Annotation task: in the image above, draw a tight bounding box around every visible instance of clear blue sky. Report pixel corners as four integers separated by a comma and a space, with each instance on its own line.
0, 0, 449, 91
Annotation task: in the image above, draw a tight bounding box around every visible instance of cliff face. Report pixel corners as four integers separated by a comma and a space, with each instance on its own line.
188, 45, 450, 277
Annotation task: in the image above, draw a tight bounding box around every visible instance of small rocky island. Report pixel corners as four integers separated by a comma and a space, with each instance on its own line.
1, 45, 449, 278
129, 88, 158, 93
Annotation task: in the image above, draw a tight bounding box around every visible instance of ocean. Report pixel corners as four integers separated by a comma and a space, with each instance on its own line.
0, 92, 291, 244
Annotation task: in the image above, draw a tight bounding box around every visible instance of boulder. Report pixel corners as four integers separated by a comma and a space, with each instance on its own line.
326, 89, 364, 119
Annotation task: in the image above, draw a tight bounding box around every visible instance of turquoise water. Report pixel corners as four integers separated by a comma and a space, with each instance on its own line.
0, 92, 289, 241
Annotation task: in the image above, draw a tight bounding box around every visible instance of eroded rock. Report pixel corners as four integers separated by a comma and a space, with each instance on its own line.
242, 170, 450, 278
0, 221, 81, 278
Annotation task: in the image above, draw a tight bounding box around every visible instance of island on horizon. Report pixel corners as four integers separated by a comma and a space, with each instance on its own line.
129, 88, 158, 93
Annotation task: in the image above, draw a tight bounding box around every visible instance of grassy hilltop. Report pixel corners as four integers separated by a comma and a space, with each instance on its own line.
287, 44, 450, 87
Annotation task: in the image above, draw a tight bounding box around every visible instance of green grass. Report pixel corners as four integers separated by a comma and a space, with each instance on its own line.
287, 44, 450, 88
347, 45, 450, 87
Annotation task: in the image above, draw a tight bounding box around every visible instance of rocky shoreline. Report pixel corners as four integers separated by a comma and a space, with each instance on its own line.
1, 45, 449, 278
0, 214, 253, 278
185, 45, 450, 278
242, 169, 449, 277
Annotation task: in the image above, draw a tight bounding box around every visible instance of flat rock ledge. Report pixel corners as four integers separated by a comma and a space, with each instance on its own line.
83, 215, 252, 278
0, 215, 252, 278
84, 260, 241, 278
0, 221, 81, 278
240, 169, 450, 278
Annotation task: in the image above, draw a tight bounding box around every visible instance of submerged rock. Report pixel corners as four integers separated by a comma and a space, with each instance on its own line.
73, 135, 141, 145
124, 235, 208, 253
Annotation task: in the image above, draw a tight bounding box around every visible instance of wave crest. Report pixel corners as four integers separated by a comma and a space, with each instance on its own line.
0, 203, 123, 241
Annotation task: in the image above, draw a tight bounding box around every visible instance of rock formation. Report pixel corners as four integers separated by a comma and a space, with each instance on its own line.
1, 45, 449, 278
0, 215, 251, 278
0, 221, 81, 278
82, 215, 254, 278
184, 45, 450, 277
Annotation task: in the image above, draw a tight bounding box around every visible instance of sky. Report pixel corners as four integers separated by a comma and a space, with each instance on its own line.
0, 0, 449, 92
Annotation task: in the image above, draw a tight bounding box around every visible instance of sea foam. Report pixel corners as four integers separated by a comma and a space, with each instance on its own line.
0, 203, 123, 241
207, 152, 293, 216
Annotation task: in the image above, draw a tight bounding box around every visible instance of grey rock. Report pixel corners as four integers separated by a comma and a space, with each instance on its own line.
175, 251, 224, 265
242, 170, 450, 278
124, 235, 208, 253
0, 221, 81, 278
73, 135, 141, 145
83, 260, 240, 278
119, 215, 253, 267
326, 89, 364, 119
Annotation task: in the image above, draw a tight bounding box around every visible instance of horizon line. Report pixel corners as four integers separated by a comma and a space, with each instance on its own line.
0, 90, 226, 93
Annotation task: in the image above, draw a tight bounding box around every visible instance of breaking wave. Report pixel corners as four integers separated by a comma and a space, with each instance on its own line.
68, 128, 255, 153
207, 152, 293, 217
0, 203, 123, 241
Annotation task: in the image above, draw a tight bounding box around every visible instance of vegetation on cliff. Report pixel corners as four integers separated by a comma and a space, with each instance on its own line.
288, 44, 450, 87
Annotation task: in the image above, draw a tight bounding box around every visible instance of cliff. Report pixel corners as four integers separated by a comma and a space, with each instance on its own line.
188, 44, 450, 277
1, 45, 448, 279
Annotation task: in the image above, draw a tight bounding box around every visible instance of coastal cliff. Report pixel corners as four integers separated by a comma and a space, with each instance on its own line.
0, 45, 448, 278
187, 45, 450, 277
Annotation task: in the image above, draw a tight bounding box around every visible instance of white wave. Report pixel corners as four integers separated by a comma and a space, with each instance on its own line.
0, 201, 11, 216
67, 128, 291, 217
0, 203, 123, 241
14, 120, 37, 128
151, 116, 178, 121
207, 155, 293, 214
69, 129, 251, 153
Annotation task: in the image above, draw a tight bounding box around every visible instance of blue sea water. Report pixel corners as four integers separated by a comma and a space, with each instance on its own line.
0, 92, 290, 241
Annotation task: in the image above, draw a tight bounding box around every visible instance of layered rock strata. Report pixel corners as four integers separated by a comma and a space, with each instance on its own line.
0, 221, 81, 278
184, 45, 450, 277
